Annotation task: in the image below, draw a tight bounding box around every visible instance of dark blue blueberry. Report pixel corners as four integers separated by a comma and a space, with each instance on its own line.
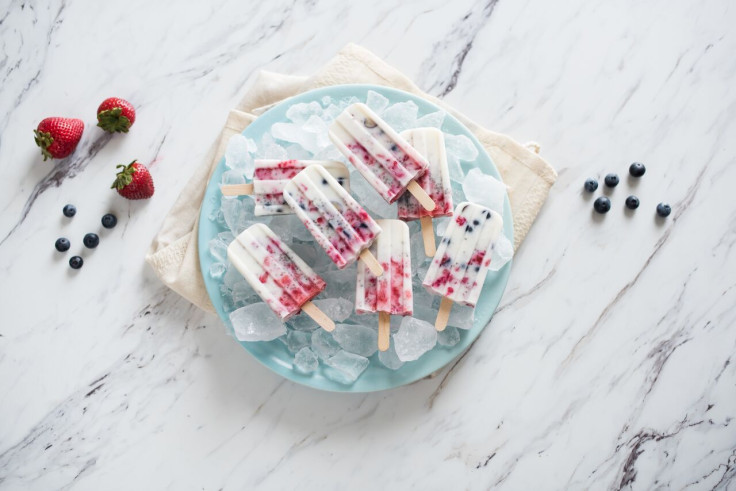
473, 219, 480, 226
465, 225, 474, 233
101, 213, 117, 229
584, 178, 598, 192
656, 202, 671, 217
83, 233, 99, 248
363, 118, 377, 128
321, 179, 328, 185
69, 256, 83, 269
629, 162, 646, 178
391, 144, 398, 152
604, 174, 619, 188
63, 204, 76, 217
625, 196, 640, 210
594, 196, 611, 214
485, 211, 491, 218
55, 237, 70, 252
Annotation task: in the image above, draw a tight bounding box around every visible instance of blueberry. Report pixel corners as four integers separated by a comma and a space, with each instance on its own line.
629, 162, 646, 177
604, 174, 619, 188
83, 233, 99, 248
625, 196, 640, 210
63, 204, 77, 217
69, 256, 84, 269
584, 178, 598, 192
594, 196, 611, 214
656, 202, 671, 217
101, 213, 118, 229
55, 237, 70, 252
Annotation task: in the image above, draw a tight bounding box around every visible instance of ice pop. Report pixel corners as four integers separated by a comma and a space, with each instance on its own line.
227, 223, 334, 331
396, 128, 453, 256
355, 219, 412, 351
282, 164, 384, 275
329, 103, 436, 210
220, 159, 349, 216
422, 202, 503, 331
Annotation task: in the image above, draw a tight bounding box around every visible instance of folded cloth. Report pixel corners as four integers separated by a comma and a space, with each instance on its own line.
146, 43, 557, 313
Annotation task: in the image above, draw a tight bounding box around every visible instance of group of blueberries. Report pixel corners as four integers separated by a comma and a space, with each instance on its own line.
585, 162, 672, 217
55, 204, 118, 269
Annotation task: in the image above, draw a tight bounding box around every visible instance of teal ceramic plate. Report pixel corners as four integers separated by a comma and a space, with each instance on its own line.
199, 84, 513, 392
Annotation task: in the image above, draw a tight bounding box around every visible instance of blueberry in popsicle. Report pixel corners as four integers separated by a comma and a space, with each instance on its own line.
396, 128, 453, 256
422, 202, 504, 331
329, 103, 436, 211
282, 164, 384, 275
220, 159, 350, 216
356, 219, 413, 351
227, 223, 334, 331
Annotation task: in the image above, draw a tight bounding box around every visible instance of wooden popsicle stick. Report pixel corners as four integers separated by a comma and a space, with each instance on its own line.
378, 311, 391, 352
435, 297, 453, 331
359, 249, 384, 276
419, 216, 436, 257
302, 301, 335, 332
406, 180, 436, 211
220, 183, 254, 196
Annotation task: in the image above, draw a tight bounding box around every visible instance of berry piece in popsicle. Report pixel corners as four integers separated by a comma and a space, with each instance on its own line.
356, 219, 413, 351
227, 223, 334, 331
329, 103, 435, 210
396, 128, 453, 256
283, 164, 384, 275
422, 202, 503, 331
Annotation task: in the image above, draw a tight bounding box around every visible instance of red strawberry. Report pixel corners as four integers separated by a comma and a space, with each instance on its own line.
97, 97, 136, 133
111, 161, 154, 200
33, 117, 84, 161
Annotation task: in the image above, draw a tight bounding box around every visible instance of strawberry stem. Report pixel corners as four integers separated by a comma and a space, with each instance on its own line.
97, 107, 132, 133
33, 129, 54, 161
111, 161, 138, 190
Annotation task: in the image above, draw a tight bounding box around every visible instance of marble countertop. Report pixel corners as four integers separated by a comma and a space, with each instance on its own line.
2, 0, 735, 489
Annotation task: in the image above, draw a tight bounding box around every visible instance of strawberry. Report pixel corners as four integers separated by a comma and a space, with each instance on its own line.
97, 97, 136, 133
111, 161, 154, 200
33, 117, 84, 161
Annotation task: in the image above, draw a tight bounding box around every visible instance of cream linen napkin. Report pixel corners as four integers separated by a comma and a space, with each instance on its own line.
146, 43, 557, 313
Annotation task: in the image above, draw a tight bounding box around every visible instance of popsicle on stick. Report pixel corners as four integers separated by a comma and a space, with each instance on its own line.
355, 219, 413, 351
282, 164, 384, 275
329, 103, 436, 210
227, 223, 334, 331
220, 159, 349, 216
422, 202, 503, 331
396, 128, 453, 257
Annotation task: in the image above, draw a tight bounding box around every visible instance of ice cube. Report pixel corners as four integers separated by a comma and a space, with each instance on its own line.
208, 236, 228, 262
322, 266, 357, 299
286, 330, 312, 353
293, 347, 318, 373
312, 298, 353, 322
490, 233, 514, 272
444, 133, 478, 162
209, 262, 227, 280
322, 104, 343, 123
333, 324, 378, 357
437, 326, 461, 347
321, 96, 333, 106
229, 303, 286, 341
393, 317, 437, 361
382, 101, 419, 133
462, 168, 506, 215
447, 154, 465, 183
324, 351, 369, 384
285, 144, 311, 160
349, 170, 396, 218
378, 342, 405, 370
365, 90, 389, 114
448, 303, 475, 330
225, 134, 251, 170
286, 101, 323, 125
260, 133, 288, 160
311, 329, 341, 360
416, 110, 446, 129
221, 169, 246, 186
434, 216, 451, 238
288, 313, 320, 332
268, 215, 293, 243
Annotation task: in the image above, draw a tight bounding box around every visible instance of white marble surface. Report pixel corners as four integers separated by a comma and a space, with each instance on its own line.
1, 0, 735, 489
